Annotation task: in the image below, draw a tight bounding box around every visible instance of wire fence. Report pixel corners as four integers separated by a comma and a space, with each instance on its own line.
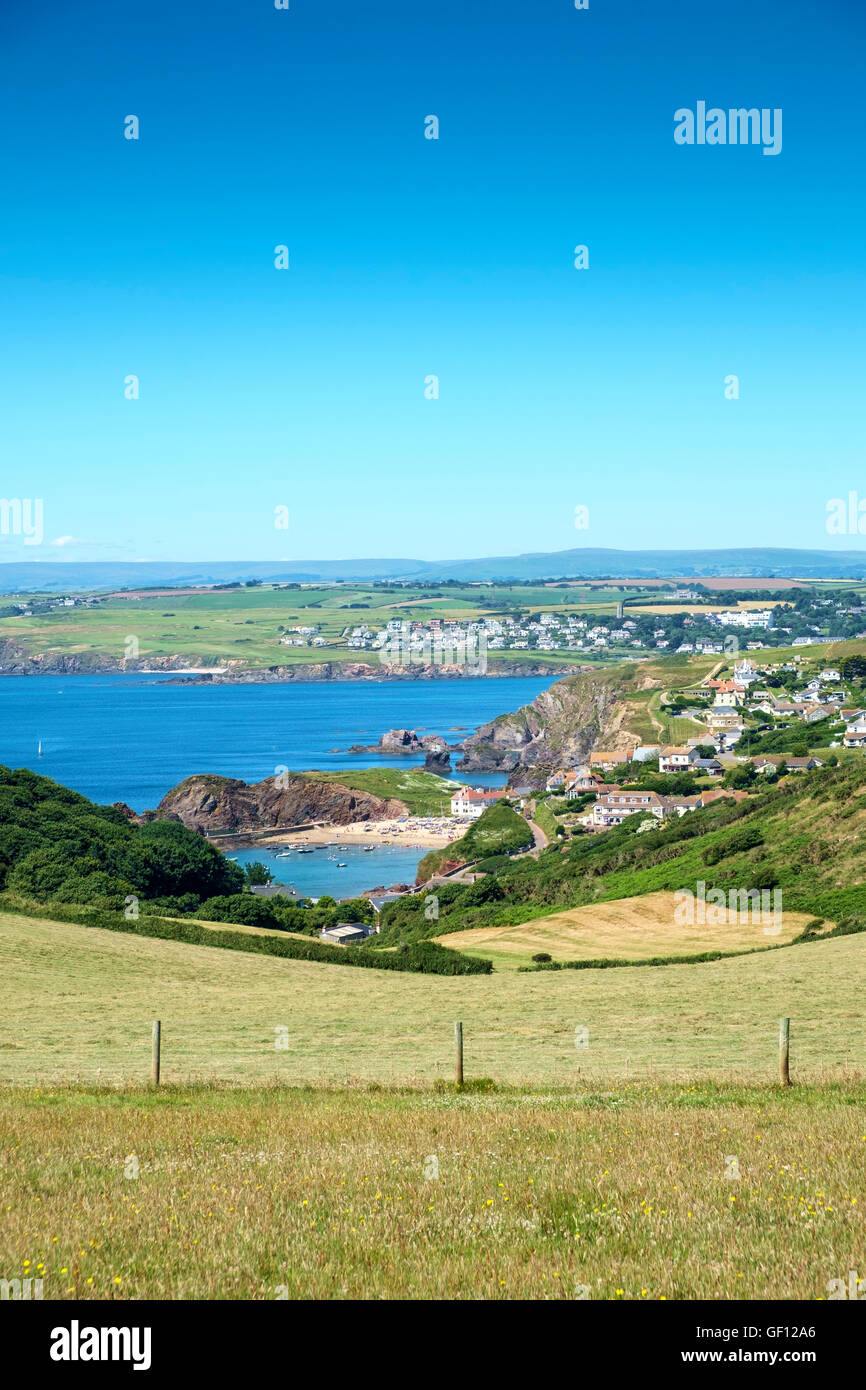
3, 1015, 865, 1087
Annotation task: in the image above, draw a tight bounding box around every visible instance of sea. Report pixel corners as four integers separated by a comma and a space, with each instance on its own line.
0, 673, 553, 897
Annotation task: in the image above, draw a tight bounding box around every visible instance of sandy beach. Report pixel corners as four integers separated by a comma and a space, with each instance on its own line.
255, 816, 473, 850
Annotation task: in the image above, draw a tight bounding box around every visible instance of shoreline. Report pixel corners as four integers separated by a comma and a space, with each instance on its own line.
240, 816, 474, 851
0, 660, 583, 683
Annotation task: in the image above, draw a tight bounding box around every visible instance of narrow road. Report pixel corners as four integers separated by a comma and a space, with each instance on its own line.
526, 819, 548, 859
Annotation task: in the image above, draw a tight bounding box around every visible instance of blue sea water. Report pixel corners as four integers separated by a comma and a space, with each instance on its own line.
229, 842, 425, 900
0, 672, 554, 808
0, 674, 552, 893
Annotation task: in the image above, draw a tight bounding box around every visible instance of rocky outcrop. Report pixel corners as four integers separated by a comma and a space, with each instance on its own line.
457, 668, 625, 789
378, 729, 428, 752
154, 773, 408, 835
424, 748, 452, 774
347, 728, 455, 756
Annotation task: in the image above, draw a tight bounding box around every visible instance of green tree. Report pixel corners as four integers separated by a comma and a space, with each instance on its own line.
243, 861, 273, 887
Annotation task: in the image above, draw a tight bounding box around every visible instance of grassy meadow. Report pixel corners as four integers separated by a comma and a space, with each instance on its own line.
1, 1080, 863, 1300
2, 903, 865, 1302
298, 767, 459, 815
2, 908, 866, 1086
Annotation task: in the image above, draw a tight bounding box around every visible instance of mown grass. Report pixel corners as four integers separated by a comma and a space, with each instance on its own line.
1, 1081, 863, 1300
2, 908, 866, 1085
438, 891, 825, 969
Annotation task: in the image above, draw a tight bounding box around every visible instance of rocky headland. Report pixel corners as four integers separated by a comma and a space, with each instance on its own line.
147, 773, 408, 836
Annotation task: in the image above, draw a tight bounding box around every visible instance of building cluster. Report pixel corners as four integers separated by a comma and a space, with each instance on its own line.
536, 653, 866, 835
274, 590, 866, 656
666, 657, 850, 752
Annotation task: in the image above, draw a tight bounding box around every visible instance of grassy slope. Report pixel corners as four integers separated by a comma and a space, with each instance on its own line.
396, 761, 866, 947
297, 768, 458, 816
417, 801, 533, 878
532, 798, 560, 841
2, 907, 866, 1084
437, 890, 828, 969
2, 1081, 864, 1300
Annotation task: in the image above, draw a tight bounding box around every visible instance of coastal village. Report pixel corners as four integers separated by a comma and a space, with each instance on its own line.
259, 648, 866, 935
299, 588, 866, 657
536, 654, 865, 833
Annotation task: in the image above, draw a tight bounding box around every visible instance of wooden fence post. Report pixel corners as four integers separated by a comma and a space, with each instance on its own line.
454, 1021, 464, 1087
151, 1020, 161, 1087
778, 1017, 791, 1087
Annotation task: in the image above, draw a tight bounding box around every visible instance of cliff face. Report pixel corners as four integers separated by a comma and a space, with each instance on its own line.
159, 660, 584, 684
458, 668, 627, 787
0, 644, 583, 681
154, 774, 408, 834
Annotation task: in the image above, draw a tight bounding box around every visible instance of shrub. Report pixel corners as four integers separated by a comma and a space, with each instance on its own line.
0, 896, 493, 975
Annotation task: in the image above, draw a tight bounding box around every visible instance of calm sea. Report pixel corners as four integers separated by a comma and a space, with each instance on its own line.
0, 672, 551, 808
0, 673, 555, 897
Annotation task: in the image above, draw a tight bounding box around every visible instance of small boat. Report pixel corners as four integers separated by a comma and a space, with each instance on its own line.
337, 862, 347, 868
363, 846, 376, 852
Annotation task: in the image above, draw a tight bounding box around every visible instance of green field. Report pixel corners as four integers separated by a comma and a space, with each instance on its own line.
417, 801, 534, 878
1, 1080, 863, 1300
298, 768, 459, 816
3, 908, 866, 1085
0, 583, 655, 669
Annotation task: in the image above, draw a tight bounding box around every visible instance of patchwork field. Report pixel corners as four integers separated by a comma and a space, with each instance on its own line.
0, 583, 659, 669
2, 909, 865, 1085
437, 890, 827, 969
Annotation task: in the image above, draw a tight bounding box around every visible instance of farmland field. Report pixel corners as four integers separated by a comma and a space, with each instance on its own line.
0, 583, 658, 669
2, 908, 866, 1085
437, 890, 828, 970
1, 1080, 863, 1300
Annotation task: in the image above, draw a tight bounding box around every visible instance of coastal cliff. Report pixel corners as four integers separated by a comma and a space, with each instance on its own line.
0, 640, 583, 681
153, 773, 408, 835
457, 666, 638, 788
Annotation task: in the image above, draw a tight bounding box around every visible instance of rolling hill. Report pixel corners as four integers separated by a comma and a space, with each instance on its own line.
6, 546, 866, 592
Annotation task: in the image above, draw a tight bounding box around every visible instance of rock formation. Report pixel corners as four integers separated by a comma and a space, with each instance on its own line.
154, 773, 407, 835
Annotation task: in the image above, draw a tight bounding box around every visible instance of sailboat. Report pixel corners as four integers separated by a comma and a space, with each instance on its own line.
37, 740, 42, 757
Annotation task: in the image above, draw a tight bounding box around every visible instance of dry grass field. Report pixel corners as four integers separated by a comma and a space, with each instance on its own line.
438, 890, 828, 970
1, 1081, 863, 1300
2, 907, 865, 1302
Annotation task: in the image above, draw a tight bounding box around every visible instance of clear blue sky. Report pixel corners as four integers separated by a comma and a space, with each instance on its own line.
1, 0, 864, 563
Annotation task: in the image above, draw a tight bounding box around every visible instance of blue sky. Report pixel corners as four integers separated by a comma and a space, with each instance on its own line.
1, 0, 864, 564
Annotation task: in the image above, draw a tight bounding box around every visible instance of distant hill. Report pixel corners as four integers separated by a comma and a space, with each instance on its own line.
4, 547, 866, 592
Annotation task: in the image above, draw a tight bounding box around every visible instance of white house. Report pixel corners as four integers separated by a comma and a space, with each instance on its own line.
449, 788, 503, 818
658, 746, 700, 775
